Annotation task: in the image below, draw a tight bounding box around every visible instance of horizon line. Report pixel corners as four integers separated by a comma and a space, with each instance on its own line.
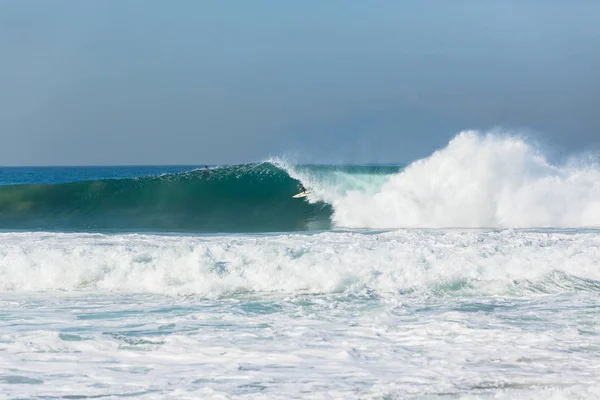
0, 162, 407, 168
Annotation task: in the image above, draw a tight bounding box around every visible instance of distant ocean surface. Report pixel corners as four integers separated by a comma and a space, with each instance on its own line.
2, 132, 600, 399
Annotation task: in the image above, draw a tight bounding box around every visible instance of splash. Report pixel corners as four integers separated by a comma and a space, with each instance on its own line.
318, 131, 600, 228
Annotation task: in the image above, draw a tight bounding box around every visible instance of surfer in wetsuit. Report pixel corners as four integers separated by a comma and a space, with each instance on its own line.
298, 183, 307, 194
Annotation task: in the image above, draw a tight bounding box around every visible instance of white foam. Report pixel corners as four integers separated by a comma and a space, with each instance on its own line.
1, 276, 599, 399
279, 132, 600, 229
1, 230, 600, 296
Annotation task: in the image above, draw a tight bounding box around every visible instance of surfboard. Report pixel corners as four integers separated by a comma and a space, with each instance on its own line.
292, 192, 310, 198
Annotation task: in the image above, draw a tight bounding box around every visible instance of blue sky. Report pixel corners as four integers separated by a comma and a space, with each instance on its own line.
1, 1, 599, 165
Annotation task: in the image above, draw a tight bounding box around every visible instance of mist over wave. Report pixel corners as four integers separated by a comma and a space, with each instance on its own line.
300, 131, 600, 229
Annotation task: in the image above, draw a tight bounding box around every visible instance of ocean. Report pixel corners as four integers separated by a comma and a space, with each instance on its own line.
1, 132, 600, 399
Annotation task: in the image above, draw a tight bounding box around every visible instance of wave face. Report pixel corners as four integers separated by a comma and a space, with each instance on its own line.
300, 131, 600, 229
0, 163, 336, 232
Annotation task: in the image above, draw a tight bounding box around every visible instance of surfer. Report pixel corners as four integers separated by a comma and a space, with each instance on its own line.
298, 183, 307, 194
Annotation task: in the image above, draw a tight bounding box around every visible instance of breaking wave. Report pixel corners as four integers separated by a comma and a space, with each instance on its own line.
2, 131, 600, 232
296, 131, 600, 229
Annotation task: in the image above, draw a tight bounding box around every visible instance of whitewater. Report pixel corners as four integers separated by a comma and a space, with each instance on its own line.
2, 132, 600, 399
284, 131, 600, 229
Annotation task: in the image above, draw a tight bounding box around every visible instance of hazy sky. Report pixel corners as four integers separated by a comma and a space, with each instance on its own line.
1, 1, 599, 165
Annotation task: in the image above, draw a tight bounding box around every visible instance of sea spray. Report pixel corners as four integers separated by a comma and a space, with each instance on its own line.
322, 132, 600, 228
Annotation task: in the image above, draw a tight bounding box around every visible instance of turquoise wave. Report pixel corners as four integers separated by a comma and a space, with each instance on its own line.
0, 163, 336, 233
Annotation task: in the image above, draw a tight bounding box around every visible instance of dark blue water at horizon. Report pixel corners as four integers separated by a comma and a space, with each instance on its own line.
0, 166, 203, 186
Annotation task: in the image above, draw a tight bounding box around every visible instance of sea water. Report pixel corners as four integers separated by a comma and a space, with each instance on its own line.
1, 132, 600, 399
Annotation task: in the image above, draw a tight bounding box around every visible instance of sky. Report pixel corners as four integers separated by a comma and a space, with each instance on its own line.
1, 0, 599, 165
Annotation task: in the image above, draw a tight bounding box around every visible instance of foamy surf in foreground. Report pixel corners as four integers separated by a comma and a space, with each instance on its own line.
1, 229, 600, 398
2, 288, 600, 399
1, 229, 600, 296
